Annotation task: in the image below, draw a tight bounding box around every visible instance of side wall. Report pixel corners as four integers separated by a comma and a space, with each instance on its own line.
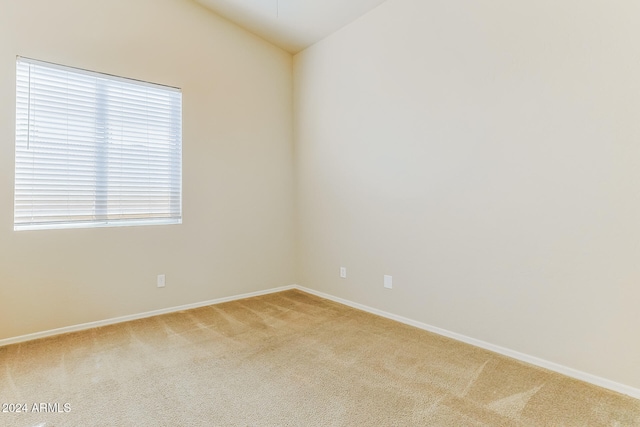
0, 0, 295, 340
294, 0, 640, 389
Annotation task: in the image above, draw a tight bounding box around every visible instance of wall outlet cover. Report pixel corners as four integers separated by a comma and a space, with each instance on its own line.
384, 275, 393, 289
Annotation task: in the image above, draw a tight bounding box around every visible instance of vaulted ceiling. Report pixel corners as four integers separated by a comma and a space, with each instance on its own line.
194, 0, 389, 53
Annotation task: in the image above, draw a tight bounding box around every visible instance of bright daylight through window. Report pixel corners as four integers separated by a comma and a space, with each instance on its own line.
14, 57, 182, 230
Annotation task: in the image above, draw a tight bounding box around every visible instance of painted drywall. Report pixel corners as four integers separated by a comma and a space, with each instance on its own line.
0, 0, 295, 340
294, 0, 640, 389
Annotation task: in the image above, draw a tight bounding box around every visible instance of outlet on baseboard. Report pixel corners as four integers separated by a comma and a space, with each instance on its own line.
157, 274, 166, 288
340, 267, 347, 279
384, 275, 393, 289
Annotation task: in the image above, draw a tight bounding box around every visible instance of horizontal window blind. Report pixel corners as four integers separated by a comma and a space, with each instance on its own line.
15, 57, 182, 230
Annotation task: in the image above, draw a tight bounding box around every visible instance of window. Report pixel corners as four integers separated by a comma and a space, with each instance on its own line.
14, 57, 182, 231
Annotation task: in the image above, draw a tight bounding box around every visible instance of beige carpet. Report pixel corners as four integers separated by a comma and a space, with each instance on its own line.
0, 289, 638, 426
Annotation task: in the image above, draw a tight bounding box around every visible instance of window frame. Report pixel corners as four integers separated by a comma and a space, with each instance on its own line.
14, 57, 183, 231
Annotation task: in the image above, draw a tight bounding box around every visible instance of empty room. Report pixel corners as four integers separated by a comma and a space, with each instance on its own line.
1, 0, 639, 425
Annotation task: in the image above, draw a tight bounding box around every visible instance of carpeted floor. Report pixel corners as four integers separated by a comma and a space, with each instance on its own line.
0, 289, 638, 426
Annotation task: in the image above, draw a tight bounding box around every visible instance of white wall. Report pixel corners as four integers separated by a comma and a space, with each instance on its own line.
0, 0, 295, 340
294, 0, 640, 389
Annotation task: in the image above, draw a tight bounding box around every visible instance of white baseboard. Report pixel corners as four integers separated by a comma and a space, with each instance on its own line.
0, 284, 297, 348
2, 283, 638, 400
295, 285, 640, 400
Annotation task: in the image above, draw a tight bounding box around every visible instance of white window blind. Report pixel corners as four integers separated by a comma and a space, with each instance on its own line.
15, 57, 182, 231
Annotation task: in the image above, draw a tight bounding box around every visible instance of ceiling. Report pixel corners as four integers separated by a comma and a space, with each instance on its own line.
194, 0, 389, 53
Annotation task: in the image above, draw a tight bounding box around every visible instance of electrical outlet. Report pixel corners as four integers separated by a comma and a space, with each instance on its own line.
340, 267, 347, 278
384, 275, 393, 289
157, 274, 166, 288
